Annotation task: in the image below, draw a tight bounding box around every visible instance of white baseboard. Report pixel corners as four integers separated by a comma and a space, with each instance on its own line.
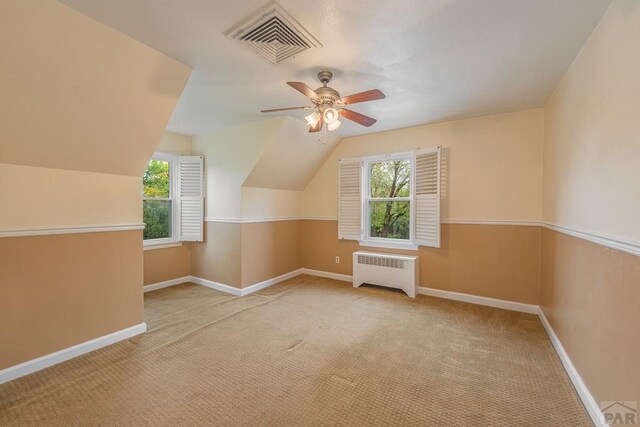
537, 308, 605, 426
300, 269, 537, 315
239, 269, 303, 296
301, 268, 352, 282
144, 270, 334, 297
418, 287, 539, 314
188, 269, 304, 297
188, 276, 242, 296
0, 322, 147, 385
143, 276, 190, 293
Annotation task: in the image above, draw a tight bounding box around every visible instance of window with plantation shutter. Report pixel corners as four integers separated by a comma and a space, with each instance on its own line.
414, 146, 441, 248
179, 156, 205, 242
363, 153, 412, 246
142, 152, 178, 245
337, 147, 441, 250
338, 157, 362, 240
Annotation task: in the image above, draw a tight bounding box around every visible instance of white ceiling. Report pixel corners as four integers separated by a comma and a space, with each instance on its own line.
58, 0, 612, 138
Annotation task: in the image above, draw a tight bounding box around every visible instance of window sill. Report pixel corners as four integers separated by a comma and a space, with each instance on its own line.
358, 240, 419, 251
143, 241, 182, 251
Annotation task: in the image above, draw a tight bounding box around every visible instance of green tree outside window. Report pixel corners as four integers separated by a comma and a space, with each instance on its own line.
369, 160, 411, 240
143, 159, 172, 240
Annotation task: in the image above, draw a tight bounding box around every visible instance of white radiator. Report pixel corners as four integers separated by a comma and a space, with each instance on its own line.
352, 251, 419, 298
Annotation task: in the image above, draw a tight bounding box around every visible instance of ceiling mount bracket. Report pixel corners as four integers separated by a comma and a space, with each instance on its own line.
317, 70, 333, 86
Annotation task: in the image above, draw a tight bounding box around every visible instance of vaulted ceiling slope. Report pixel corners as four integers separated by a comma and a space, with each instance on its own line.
191, 116, 338, 204
243, 117, 340, 191
0, 0, 191, 177
58, 0, 611, 138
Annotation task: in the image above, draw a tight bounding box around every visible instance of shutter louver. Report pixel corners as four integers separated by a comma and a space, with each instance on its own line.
179, 156, 204, 242
414, 146, 441, 248
338, 157, 362, 240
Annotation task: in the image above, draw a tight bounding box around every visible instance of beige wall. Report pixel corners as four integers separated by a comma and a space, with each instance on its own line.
299, 108, 545, 305
0, 231, 143, 370
0, 0, 189, 370
543, 0, 640, 242
190, 220, 304, 289
190, 222, 242, 287
304, 108, 544, 222
143, 246, 191, 286
303, 221, 540, 304
540, 0, 640, 406
0, 163, 141, 230
241, 187, 303, 220
540, 228, 640, 404
241, 221, 303, 287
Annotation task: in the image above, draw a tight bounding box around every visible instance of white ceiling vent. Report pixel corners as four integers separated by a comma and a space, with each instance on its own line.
224, 1, 321, 64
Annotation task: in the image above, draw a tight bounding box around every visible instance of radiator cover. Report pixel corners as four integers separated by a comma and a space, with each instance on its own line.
352, 251, 419, 298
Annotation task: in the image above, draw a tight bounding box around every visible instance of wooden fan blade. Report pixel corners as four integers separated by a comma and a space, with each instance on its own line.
309, 116, 324, 133
287, 82, 321, 102
339, 89, 385, 105
339, 109, 377, 127
261, 106, 313, 113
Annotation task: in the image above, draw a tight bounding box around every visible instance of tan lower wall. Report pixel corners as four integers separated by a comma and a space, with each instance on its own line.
143, 245, 191, 286
241, 220, 302, 287
189, 222, 242, 287
540, 228, 640, 404
0, 230, 143, 370
302, 220, 541, 305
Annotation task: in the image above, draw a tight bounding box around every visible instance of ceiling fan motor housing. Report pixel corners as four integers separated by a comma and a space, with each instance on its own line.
315, 86, 340, 107
314, 70, 340, 107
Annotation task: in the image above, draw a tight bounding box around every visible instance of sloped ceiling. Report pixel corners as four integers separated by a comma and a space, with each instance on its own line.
193, 115, 338, 196
0, 0, 191, 177
243, 117, 340, 191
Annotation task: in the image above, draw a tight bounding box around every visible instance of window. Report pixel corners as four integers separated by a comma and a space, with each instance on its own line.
338, 147, 441, 250
143, 153, 178, 245
365, 154, 412, 243
142, 153, 206, 247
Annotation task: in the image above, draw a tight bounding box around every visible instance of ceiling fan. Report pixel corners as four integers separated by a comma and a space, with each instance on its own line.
261, 71, 385, 133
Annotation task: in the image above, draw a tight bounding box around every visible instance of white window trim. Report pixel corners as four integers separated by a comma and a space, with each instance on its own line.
143, 151, 180, 247
359, 239, 419, 251
143, 242, 183, 251
359, 150, 418, 251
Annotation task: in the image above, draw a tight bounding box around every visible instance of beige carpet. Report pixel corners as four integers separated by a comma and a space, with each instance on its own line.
0, 275, 591, 426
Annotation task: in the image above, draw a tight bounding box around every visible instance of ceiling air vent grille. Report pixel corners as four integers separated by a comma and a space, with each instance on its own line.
224, 1, 321, 64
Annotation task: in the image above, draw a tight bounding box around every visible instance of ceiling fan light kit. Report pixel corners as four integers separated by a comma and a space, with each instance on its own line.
323, 107, 339, 124
261, 70, 386, 134
305, 111, 321, 127
327, 120, 341, 131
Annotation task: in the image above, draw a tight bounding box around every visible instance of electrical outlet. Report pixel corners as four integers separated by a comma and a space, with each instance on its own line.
335, 256, 340, 264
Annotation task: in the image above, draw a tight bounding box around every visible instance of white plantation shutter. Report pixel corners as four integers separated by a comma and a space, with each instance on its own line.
179, 156, 204, 242
338, 157, 362, 240
414, 146, 441, 248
